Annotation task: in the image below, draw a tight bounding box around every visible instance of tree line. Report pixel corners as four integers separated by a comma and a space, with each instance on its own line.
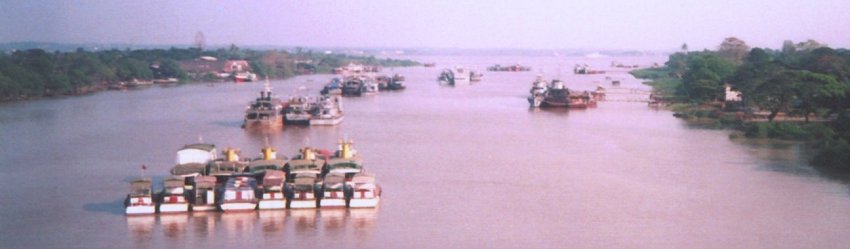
635, 38, 850, 171
0, 46, 418, 100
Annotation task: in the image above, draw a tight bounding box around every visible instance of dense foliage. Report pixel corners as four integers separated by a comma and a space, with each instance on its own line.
632, 38, 850, 172
0, 46, 418, 100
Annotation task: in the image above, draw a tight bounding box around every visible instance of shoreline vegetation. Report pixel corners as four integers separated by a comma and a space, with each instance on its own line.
631, 38, 850, 175
0, 45, 419, 102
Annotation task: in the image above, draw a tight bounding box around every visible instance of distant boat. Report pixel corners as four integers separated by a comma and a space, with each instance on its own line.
310, 95, 344, 126
124, 178, 155, 215
243, 80, 284, 128
157, 176, 189, 213
218, 176, 258, 211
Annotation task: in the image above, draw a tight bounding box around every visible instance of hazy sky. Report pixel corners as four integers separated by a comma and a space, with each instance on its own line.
1, 0, 848, 51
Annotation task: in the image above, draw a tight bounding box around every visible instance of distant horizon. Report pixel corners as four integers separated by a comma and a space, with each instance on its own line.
2, 1, 848, 52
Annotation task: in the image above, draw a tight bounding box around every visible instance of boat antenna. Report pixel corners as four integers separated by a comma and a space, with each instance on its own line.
198, 134, 204, 143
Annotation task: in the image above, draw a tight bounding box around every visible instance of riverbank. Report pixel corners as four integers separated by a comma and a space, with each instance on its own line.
0, 47, 419, 102
631, 65, 850, 176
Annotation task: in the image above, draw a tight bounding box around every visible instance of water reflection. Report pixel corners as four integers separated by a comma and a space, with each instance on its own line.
190, 212, 217, 239
126, 216, 155, 248
290, 209, 319, 235
258, 210, 286, 234
159, 214, 188, 240
221, 212, 258, 237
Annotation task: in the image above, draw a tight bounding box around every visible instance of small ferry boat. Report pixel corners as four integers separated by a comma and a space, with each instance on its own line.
158, 176, 190, 214
487, 64, 531, 72
342, 76, 365, 96
539, 79, 571, 108
386, 74, 406, 90
319, 173, 347, 208
362, 78, 379, 95
574, 64, 605, 75
284, 95, 314, 125
243, 80, 284, 128
310, 96, 344, 126
286, 173, 320, 209
348, 173, 381, 208
438, 69, 454, 84
233, 72, 258, 82
258, 170, 287, 209
528, 76, 548, 108
219, 175, 258, 211
188, 176, 217, 211
125, 178, 156, 215
423, 62, 436, 67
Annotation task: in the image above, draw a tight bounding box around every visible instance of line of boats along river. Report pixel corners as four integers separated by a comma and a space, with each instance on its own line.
124, 63, 622, 215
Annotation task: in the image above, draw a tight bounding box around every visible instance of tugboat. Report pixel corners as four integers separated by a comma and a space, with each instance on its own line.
310, 95, 344, 126
527, 76, 548, 108
243, 80, 284, 128
319, 173, 348, 208
342, 76, 365, 96
157, 176, 189, 214
188, 176, 217, 212
574, 64, 605, 75
539, 79, 571, 108
386, 74, 407, 90
258, 170, 287, 209
125, 178, 156, 215
286, 173, 321, 209
284, 95, 314, 125
348, 173, 381, 208
218, 175, 259, 212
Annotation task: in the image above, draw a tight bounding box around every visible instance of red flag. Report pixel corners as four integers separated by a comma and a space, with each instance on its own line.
142, 164, 147, 170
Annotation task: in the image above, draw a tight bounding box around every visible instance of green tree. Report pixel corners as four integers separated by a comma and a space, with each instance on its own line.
682, 53, 735, 102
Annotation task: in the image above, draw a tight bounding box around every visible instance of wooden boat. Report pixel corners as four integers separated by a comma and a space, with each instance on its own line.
158, 176, 189, 214
310, 95, 344, 126
125, 178, 155, 215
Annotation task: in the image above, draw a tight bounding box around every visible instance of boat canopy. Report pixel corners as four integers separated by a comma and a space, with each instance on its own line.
129, 178, 152, 195
324, 173, 345, 189
208, 161, 246, 175
288, 159, 324, 172
163, 176, 185, 189
327, 160, 363, 173
193, 176, 217, 189
262, 170, 286, 187
170, 163, 206, 176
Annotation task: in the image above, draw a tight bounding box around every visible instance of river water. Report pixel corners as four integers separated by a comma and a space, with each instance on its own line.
1, 55, 849, 248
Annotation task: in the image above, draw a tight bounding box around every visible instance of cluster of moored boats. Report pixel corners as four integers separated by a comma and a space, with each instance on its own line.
242, 82, 345, 127
438, 67, 483, 85
125, 139, 381, 215
527, 75, 606, 108
321, 73, 406, 97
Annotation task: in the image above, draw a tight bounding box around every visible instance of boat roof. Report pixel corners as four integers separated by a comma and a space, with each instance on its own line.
288, 159, 325, 167
170, 163, 206, 176
129, 178, 152, 192
263, 170, 286, 180
293, 173, 318, 185
352, 173, 376, 184
163, 176, 185, 188
180, 143, 216, 152
327, 158, 363, 168
249, 159, 287, 168
193, 176, 217, 189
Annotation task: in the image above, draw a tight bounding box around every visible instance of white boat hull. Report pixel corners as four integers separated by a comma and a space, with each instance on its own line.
220, 202, 257, 211
125, 205, 156, 215
310, 116, 343, 126
158, 203, 189, 213
320, 198, 347, 208
258, 199, 286, 209
349, 197, 380, 208
191, 205, 218, 212
289, 200, 317, 209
